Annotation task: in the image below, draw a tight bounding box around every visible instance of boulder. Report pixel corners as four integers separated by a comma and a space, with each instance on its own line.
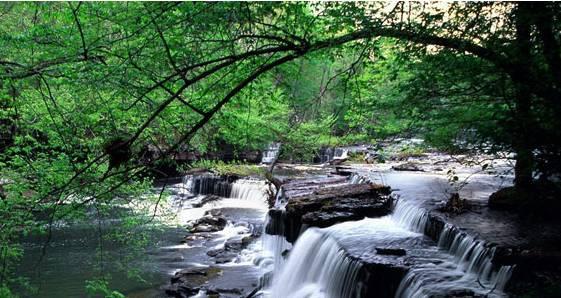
189, 213, 228, 233
166, 267, 223, 297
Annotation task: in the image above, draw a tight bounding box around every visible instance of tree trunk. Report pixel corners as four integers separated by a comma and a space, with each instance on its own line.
512, 3, 535, 190
513, 141, 534, 189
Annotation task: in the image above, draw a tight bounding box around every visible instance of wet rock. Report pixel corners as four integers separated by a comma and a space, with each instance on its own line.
206, 248, 225, 257
358, 262, 409, 298
170, 267, 222, 284
189, 213, 228, 233
274, 182, 392, 243
171, 268, 207, 283
167, 267, 224, 297
212, 287, 242, 295
488, 186, 535, 211
391, 162, 424, 172
164, 284, 200, 298
375, 247, 406, 256
214, 251, 238, 264
196, 214, 228, 229
447, 289, 480, 297
224, 237, 244, 251
224, 235, 253, 251
335, 166, 354, 176
302, 211, 363, 228
204, 289, 220, 298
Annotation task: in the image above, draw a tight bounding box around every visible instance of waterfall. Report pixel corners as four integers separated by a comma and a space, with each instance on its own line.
391, 200, 429, 233
319, 147, 349, 164
262, 142, 281, 164
261, 172, 513, 298
349, 173, 367, 184
392, 200, 513, 298
259, 215, 292, 277
183, 174, 233, 197
230, 179, 269, 201
334, 147, 349, 160
270, 228, 362, 298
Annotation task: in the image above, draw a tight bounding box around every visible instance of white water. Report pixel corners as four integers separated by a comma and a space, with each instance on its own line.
172, 176, 269, 224
179, 172, 513, 297
266, 194, 513, 298
319, 147, 349, 163
393, 201, 513, 298
269, 229, 362, 298
262, 142, 281, 164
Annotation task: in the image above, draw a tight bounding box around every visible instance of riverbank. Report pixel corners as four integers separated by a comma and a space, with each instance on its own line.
17, 150, 561, 297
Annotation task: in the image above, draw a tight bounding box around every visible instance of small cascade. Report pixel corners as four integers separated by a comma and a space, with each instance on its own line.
173, 175, 270, 223
183, 175, 233, 197
259, 215, 292, 282
262, 143, 281, 164
349, 172, 367, 184
273, 187, 286, 209
318, 147, 350, 164
257, 172, 514, 298
270, 228, 362, 298
392, 200, 513, 298
334, 147, 349, 160
230, 179, 269, 201
319, 147, 333, 163
391, 200, 429, 233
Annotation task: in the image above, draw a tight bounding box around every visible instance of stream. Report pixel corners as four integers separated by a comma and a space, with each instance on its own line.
17, 160, 516, 297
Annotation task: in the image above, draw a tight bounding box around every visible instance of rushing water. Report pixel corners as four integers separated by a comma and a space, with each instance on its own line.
18, 168, 514, 298
17, 175, 271, 298
264, 174, 513, 298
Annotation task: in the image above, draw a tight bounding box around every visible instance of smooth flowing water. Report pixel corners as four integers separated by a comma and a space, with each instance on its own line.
17, 168, 514, 298
17, 175, 270, 298
265, 175, 513, 298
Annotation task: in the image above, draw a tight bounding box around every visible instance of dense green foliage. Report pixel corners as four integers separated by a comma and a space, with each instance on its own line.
1, 2, 560, 296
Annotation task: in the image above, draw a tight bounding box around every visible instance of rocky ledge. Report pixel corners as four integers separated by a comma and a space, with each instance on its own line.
267, 178, 393, 243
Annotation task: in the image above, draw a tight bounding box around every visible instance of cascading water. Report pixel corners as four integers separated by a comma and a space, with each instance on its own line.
230, 178, 269, 201
262, 142, 281, 164
269, 229, 362, 298
264, 173, 513, 298
319, 147, 349, 163
182, 174, 233, 197
391, 200, 513, 297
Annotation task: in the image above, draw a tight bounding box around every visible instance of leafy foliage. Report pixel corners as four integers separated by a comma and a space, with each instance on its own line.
0, 2, 560, 295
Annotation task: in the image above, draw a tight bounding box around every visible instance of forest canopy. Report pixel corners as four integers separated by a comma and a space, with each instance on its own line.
1, 1, 560, 296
